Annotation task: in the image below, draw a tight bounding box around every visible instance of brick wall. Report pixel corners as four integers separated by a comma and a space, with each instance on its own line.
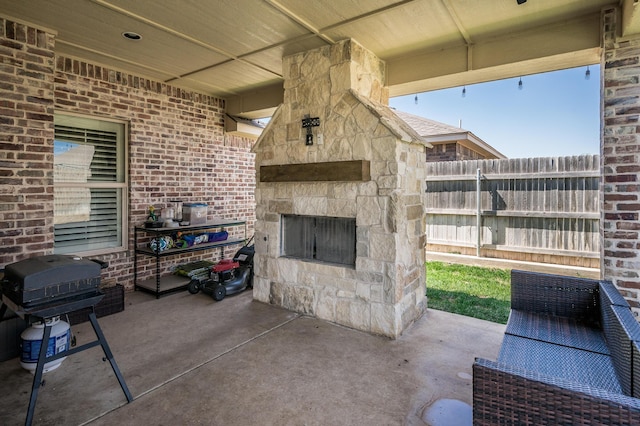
456, 144, 484, 161
0, 18, 256, 288
425, 142, 485, 162
602, 8, 640, 314
0, 19, 56, 265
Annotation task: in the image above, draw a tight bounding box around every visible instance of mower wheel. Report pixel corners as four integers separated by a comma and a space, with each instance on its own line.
212, 284, 226, 301
187, 280, 200, 294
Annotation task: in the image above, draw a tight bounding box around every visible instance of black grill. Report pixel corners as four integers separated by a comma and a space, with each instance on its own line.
0, 254, 132, 425
1, 254, 103, 308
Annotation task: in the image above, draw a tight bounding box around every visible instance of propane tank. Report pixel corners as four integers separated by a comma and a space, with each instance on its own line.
20, 316, 71, 374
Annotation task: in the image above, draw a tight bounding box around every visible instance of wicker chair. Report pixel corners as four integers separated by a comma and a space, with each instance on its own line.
473, 270, 640, 425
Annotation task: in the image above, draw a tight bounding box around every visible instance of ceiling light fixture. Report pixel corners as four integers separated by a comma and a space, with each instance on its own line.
518, 77, 523, 90
122, 31, 142, 41
462, 86, 466, 97
585, 66, 591, 80
414, 94, 418, 105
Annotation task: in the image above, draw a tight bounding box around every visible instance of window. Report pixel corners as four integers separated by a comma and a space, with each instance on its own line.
53, 114, 127, 255
281, 215, 356, 266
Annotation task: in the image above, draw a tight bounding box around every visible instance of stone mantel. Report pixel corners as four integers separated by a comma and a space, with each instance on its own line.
260, 160, 370, 182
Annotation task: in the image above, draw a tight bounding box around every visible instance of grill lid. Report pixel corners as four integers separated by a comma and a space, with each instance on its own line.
4, 255, 102, 290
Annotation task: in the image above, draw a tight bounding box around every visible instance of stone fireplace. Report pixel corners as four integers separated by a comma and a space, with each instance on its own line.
252, 39, 430, 338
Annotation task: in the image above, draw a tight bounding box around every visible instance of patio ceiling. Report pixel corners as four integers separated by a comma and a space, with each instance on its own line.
1, 0, 637, 118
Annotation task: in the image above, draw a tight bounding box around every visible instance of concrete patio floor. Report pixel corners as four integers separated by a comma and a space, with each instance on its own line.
0, 289, 504, 426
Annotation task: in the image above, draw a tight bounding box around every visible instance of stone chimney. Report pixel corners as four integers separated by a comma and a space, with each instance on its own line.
252, 39, 430, 338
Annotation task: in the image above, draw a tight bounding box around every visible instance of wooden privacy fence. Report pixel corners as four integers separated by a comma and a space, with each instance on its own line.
425, 155, 600, 268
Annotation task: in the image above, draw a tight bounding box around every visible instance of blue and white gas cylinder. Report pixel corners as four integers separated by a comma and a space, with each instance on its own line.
20, 316, 71, 373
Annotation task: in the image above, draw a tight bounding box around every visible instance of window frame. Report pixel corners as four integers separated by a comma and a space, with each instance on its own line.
53, 112, 129, 256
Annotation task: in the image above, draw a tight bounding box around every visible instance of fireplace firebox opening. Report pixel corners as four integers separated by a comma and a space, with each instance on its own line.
281, 215, 356, 267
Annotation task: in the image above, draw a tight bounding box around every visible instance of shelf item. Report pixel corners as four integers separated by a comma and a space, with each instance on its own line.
182, 203, 208, 225
133, 219, 247, 298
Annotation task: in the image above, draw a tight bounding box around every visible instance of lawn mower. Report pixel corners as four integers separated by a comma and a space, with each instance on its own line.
187, 236, 254, 301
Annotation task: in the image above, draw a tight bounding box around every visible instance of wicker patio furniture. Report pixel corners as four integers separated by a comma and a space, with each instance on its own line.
473, 270, 640, 425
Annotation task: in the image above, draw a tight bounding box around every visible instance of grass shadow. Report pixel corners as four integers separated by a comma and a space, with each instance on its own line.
427, 289, 510, 324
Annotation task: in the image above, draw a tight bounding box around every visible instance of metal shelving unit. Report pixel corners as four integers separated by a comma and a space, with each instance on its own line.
134, 219, 246, 298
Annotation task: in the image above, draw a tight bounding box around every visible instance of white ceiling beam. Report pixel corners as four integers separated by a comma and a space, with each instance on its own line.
91, 0, 237, 59
93, 0, 284, 84
226, 82, 284, 119
265, 0, 336, 45
440, 0, 472, 45
386, 12, 602, 97
621, 0, 640, 38
228, 9, 604, 117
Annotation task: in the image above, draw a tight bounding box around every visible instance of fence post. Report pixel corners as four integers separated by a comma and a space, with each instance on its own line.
476, 168, 481, 257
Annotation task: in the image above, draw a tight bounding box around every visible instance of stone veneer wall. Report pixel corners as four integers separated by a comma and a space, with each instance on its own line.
0, 17, 256, 287
253, 40, 428, 338
602, 7, 640, 315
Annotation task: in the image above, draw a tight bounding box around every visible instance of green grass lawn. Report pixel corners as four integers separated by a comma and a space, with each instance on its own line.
426, 261, 511, 324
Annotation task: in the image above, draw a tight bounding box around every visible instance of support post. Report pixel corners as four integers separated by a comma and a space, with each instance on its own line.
476, 168, 482, 257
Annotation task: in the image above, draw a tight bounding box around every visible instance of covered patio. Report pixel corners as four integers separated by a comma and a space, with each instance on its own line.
0, 291, 504, 425
2, 0, 640, 424
2, 0, 638, 322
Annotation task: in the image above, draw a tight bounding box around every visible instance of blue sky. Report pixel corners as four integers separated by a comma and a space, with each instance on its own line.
389, 65, 600, 159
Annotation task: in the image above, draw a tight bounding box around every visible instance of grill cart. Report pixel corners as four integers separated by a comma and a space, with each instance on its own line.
0, 255, 132, 426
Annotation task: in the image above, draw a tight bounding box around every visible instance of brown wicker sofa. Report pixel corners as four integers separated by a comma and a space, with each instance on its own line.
473, 270, 640, 425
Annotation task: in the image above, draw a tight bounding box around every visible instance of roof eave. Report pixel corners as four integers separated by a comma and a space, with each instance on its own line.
426, 131, 507, 159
